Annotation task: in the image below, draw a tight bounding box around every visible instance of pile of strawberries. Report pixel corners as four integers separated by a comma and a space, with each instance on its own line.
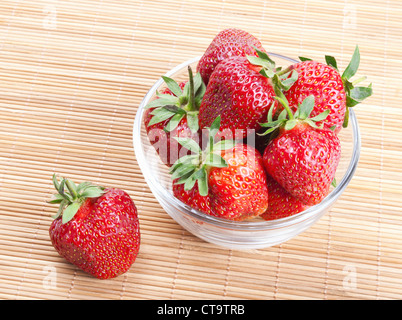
145, 28, 372, 222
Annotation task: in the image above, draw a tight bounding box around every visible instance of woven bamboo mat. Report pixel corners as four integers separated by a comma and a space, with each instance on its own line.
0, 0, 401, 300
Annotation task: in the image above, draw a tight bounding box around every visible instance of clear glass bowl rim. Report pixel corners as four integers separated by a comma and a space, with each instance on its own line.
133, 53, 361, 231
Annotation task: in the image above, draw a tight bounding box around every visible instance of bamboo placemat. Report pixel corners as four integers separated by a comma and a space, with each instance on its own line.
0, 0, 401, 300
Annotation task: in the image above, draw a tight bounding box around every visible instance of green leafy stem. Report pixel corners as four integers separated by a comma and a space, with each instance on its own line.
48, 174, 105, 224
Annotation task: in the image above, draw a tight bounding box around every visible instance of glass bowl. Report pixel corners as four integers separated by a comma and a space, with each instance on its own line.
133, 54, 360, 250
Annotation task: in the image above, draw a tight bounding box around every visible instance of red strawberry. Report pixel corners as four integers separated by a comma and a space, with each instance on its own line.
261, 175, 308, 221
170, 116, 268, 221
172, 179, 214, 216
261, 95, 341, 206
284, 61, 346, 134
198, 49, 298, 140
197, 28, 266, 84
48, 175, 140, 279
284, 46, 372, 133
209, 143, 268, 220
144, 67, 205, 166
145, 110, 198, 167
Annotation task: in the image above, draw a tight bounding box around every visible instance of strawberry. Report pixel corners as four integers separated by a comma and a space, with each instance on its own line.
144, 67, 205, 166
284, 46, 372, 133
198, 48, 298, 140
261, 175, 308, 221
261, 94, 341, 206
170, 116, 268, 221
172, 179, 214, 216
48, 175, 140, 279
197, 28, 266, 84
209, 143, 268, 220
145, 111, 198, 167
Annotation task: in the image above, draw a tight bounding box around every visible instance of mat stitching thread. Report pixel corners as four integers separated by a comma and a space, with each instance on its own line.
223, 249, 233, 298
324, 212, 333, 299
376, 0, 390, 300
298, 0, 308, 53
67, 270, 77, 299
273, 244, 283, 299
0, 0, 21, 52
120, 273, 129, 300
167, 0, 185, 70
217, 0, 226, 31
257, 0, 267, 41
170, 230, 185, 299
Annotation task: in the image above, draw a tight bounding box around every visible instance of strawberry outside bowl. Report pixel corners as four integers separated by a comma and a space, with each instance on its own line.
133, 54, 361, 250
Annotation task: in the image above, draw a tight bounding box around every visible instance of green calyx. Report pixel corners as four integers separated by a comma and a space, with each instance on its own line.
259, 92, 330, 136
246, 46, 299, 91
300, 45, 373, 128
145, 66, 206, 133
48, 174, 105, 224
246, 46, 299, 136
169, 116, 236, 196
